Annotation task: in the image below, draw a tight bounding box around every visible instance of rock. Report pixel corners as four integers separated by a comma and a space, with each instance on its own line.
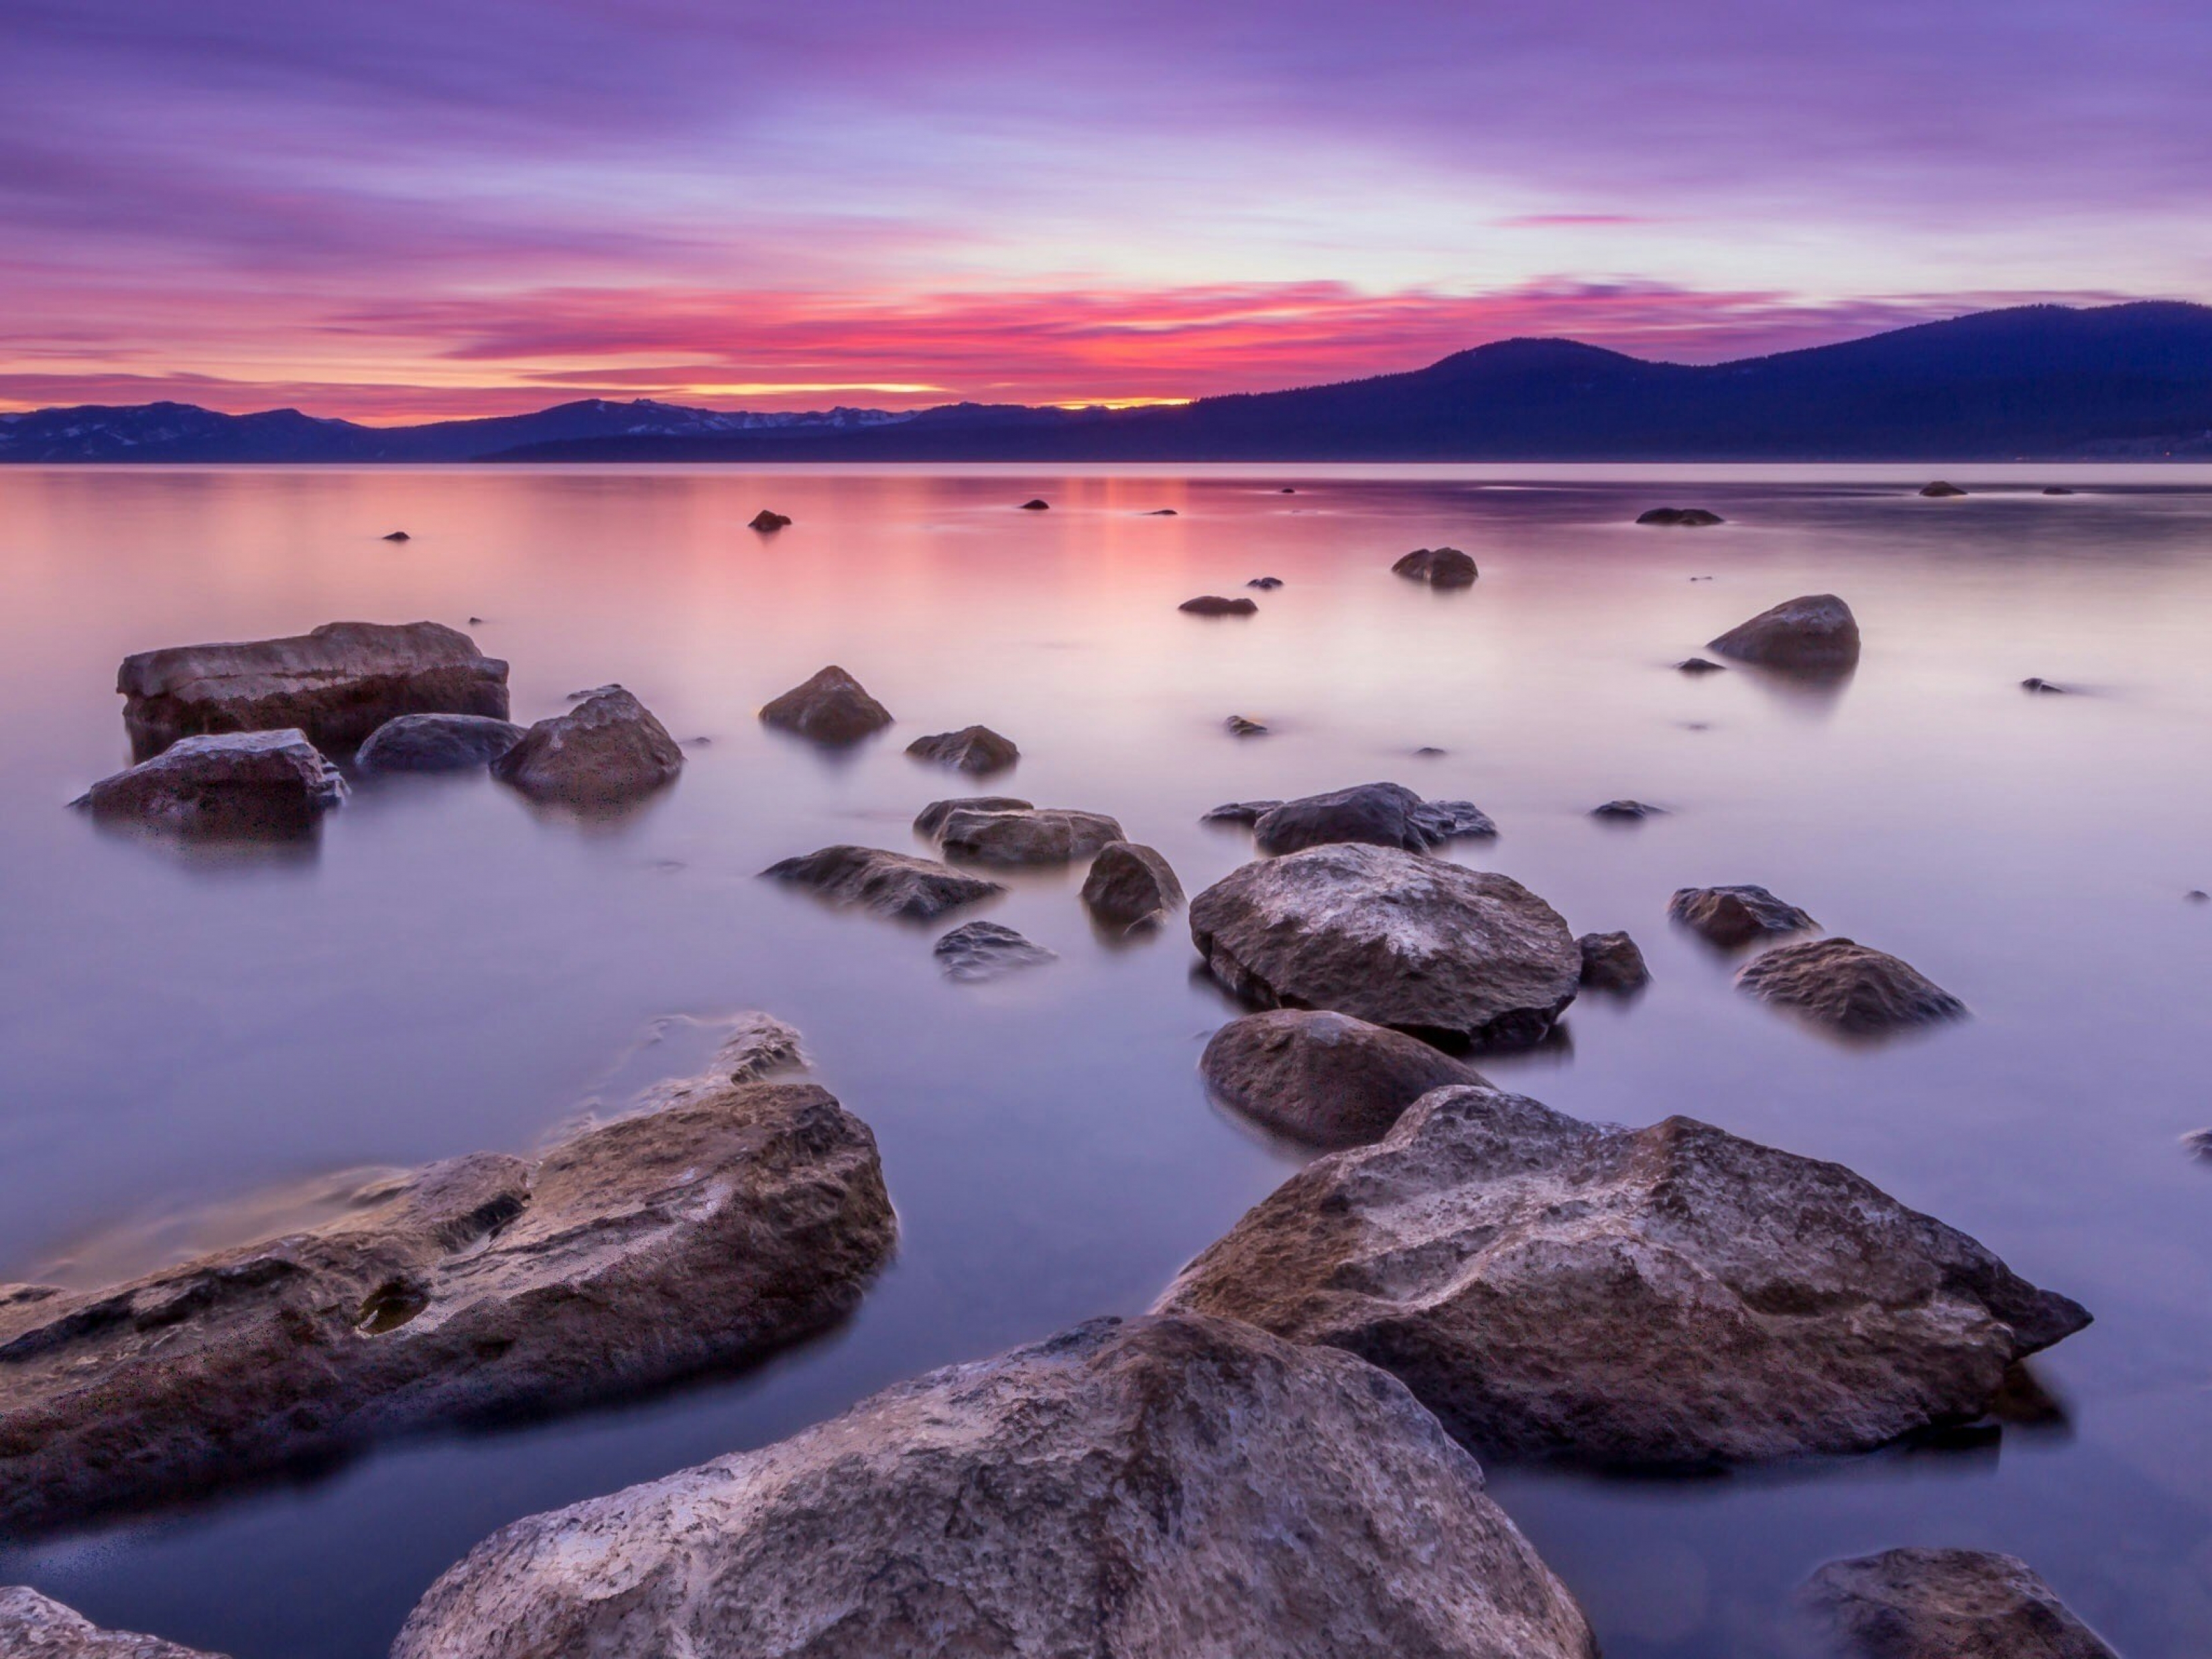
1670, 883, 1817, 947
1416, 745, 1447, 756
1735, 937, 1965, 1034
1080, 841, 1184, 930
2180, 1128, 2212, 1159
1180, 595, 1258, 616
1251, 782, 1497, 857
1590, 799, 1665, 820
1201, 798, 1282, 826
1202, 1009, 1485, 1148
1224, 714, 1269, 737
1018, 497, 1050, 510
626, 1012, 810, 1115
1156, 1084, 2090, 1469
2189, 889, 2210, 904
762, 845, 1003, 920
381, 530, 412, 542
1920, 481, 1969, 497
467, 617, 485, 625
391, 1314, 1598, 1659
934, 920, 1056, 982
933, 805, 1125, 866
905, 725, 1019, 774
357, 713, 526, 773
491, 686, 682, 807
1796, 1548, 2117, 1659
2043, 487, 2077, 495
1280, 485, 1297, 492
747, 509, 792, 531
73, 729, 346, 838
2020, 676, 2071, 694
117, 621, 510, 760
1392, 546, 1479, 587
914, 795, 1032, 838
759, 665, 893, 745
1142, 507, 1178, 515
1636, 507, 1725, 526
0, 1081, 895, 1538
1707, 593, 1861, 670
1190, 843, 1581, 1048
0, 1589, 224, 1658
1676, 656, 1727, 674
1246, 576, 1284, 589
1577, 930, 1650, 992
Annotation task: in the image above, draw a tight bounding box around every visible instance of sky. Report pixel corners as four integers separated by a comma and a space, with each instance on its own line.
4, 0, 2208, 422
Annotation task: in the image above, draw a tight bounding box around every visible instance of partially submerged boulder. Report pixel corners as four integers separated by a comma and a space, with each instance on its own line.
1251, 782, 1497, 856
1224, 714, 1269, 737
392, 1314, 1599, 1659
0, 1589, 224, 1658
357, 713, 526, 773
1392, 546, 1479, 587
1577, 930, 1650, 992
1796, 1548, 2117, 1659
1736, 938, 1966, 1034
1676, 656, 1727, 674
762, 845, 1003, 920
1590, 799, 1665, 820
1081, 841, 1184, 930
1708, 595, 1861, 671
0, 1082, 895, 1537
73, 729, 345, 838
1157, 1085, 2090, 1469
905, 725, 1019, 774
914, 794, 1031, 839
1200, 798, 1282, 826
1919, 481, 1969, 497
759, 666, 893, 745
1018, 497, 1050, 511
1190, 844, 1581, 1048
1670, 883, 1819, 948
491, 686, 682, 807
1636, 507, 1725, 526
117, 621, 509, 759
934, 920, 1056, 983
934, 804, 1125, 866
1179, 595, 1258, 616
1202, 1009, 1485, 1148
747, 509, 792, 532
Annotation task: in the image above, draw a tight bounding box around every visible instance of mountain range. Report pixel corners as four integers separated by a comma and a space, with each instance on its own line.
5, 302, 2210, 464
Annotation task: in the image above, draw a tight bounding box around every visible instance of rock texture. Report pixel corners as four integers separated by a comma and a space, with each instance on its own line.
1392, 546, 1479, 587
1670, 883, 1819, 948
913, 795, 1031, 839
0, 1589, 224, 1658
1157, 1085, 2090, 1469
1190, 843, 1581, 1048
491, 686, 682, 807
759, 666, 893, 745
391, 1314, 1598, 1659
934, 920, 1056, 983
116, 621, 509, 760
1018, 497, 1050, 510
1224, 714, 1269, 737
1577, 930, 1650, 992
934, 805, 1125, 866
1202, 1009, 1485, 1148
1251, 782, 1497, 857
0, 1082, 895, 1538
1636, 507, 1725, 526
1179, 595, 1259, 616
73, 729, 346, 838
356, 713, 525, 773
1708, 595, 1861, 670
761, 845, 1003, 920
905, 725, 1019, 774
1736, 938, 1966, 1034
1796, 1548, 2117, 1659
1081, 841, 1184, 930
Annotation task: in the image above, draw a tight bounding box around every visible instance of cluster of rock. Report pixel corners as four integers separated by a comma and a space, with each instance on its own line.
1670, 884, 1966, 1034
1392, 546, 1479, 586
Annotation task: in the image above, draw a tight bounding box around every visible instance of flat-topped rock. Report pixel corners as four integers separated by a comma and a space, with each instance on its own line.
116, 620, 509, 759
934, 920, 1056, 982
1670, 883, 1819, 948
1392, 546, 1479, 587
74, 729, 346, 839
1796, 1548, 2117, 1659
1636, 507, 1725, 526
913, 794, 1031, 839
1737, 937, 1966, 1034
1190, 843, 1581, 1048
1708, 594, 1861, 670
1577, 930, 1650, 991
392, 1314, 1597, 1659
934, 804, 1125, 865
1157, 1084, 2089, 1469
1203, 1009, 1485, 1148
0, 1081, 894, 1538
491, 686, 682, 807
759, 665, 892, 745
906, 725, 1019, 774
0, 1589, 224, 1658
357, 713, 526, 773
1179, 594, 1258, 615
1251, 782, 1497, 856
762, 845, 1003, 920
1081, 841, 1184, 930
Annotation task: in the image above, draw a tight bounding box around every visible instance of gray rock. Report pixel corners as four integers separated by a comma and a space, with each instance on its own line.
2042, 487, 2077, 495
1190, 843, 1581, 1048
2020, 677, 2072, 694
914, 795, 1032, 839
491, 686, 682, 807
1577, 930, 1650, 991
0, 1589, 224, 1658
1670, 883, 1819, 948
1920, 481, 1969, 497
1392, 546, 1479, 587
1708, 594, 1861, 670
1736, 938, 1967, 1034
1796, 1548, 2116, 1658
935, 806, 1125, 866
1180, 595, 1259, 615
357, 713, 526, 772
1636, 507, 1725, 526
1590, 798, 1666, 820
73, 729, 345, 838
747, 509, 792, 531
116, 621, 509, 760
905, 725, 1019, 774
2180, 1128, 2212, 1160
762, 845, 1003, 920
1247, 576, 1284, 589
391, 1314, 1599, 1659
1252, 782, 1497, 857
1676, 656, 1727, 674
934, 920, 1056, 982
1201, 798, 1282, 826
1224, 714, 1269, 736
1157, 1084, 2090, 1469
1080, 841, 1184, 930
759, 666, 893, 745
0, 1083, 894, 1538
1202, 1009, 1485, 1148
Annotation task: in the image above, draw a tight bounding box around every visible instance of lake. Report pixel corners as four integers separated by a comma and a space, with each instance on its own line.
1, 463, 2209, 1657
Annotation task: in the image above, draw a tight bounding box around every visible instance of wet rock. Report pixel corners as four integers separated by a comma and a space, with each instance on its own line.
1190, 843, 1581, 1048
914, 794, 1032, 839
492, 686, 682, 807
1577, 930, 1650, 992
2043, 487, 2077, 495
357, 713, 526, 773
1590, 799, 1665, 820
1636, 507, 1725, 526
0, 1082, 895, 1538
1180, 594, 1258, 616
391, 1314, 1598, 1659
2020, 676, 2071, 694
1670, 883, 1819, 948
1796, 1548, 2117, 1659
117, 621, 509, 760
1676, 656, 1727, 674
1224, 714, 1269, 737
1018, 497, 1050, 510
1201, 798, 1282, 826
1080, 841, 1184, 930
1251, 782, 1497, 857
1920, 481, 1969, 497
1142, 507, 1177, 515
73, 729, 346, 838
762, 845, 1003, 920
381, 530, 412, 543
2189, 889, 2210, 904
1416, 744, 1448, 755
626, 1013, 811, 1115
1735, 937, 1966, 1034
934, 805, 1125, 866
1392, 546, 1479, 587
934, 920, 1056, 982
1707, 593, 1861, 670
1156, 1084, 2090, 1469
747, 509, 792, 531
1246, 576, 1284, 589
2180, 1128, 2212, 1160
759, 665, 893, 745
905, 725, 1019, 774
1203, 1009, 1485, 1148
0, 1589, 223, 1658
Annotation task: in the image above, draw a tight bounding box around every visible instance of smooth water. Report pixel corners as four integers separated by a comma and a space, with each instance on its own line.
1, 465, 2209, 1657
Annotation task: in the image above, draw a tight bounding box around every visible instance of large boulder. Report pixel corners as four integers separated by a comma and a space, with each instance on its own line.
1796, 1548, 2117, 1659
1251, 782, 1496, 856
0, 1589, 223, 1658
72, 729, 345, 838
391, 1314, 1598, 1659
1202, 1009, 1485, 1148
905, 725, 1019, 774
1670, 883, 1819, 948
761, 845, 1003, 920
1081, 841, 1184, 930
934, 920, 1056, 982
1392, 546, 1479, 587
1737, 938, 1966, 1034
0, 1081, 894, 1538
357, 713, 526, 773
1189, 844, 1581, 1048
491, 686, 682, 807
1707, 595, 1861, 670
1158, 1085, 2089, 1469
116, 621, 509, 760
934, 804, 1125, 865
759, 665, 893, 745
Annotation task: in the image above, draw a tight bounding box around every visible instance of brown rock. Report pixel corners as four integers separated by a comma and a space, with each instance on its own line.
72, 729, 345, 839
905, 725, 1019, 774
934, 805, 1125, 866
1796, 1548, 2116, 1658
1577, 930, 1650, 991
1202, 1009, 1485, 1148
1392, 546, 1479, 587
1735, 937, 1966, 1034
1180, 595, 1258, 616
759, 666, 893, 745
1708, 595, 1861, 670
1080, 841, 1184, 930
491, 686, 682, 807
913, 795, 1032, 838
1670, 883, 1818, 948
0, 1589, 225, 1658
761, 845, 1003, 920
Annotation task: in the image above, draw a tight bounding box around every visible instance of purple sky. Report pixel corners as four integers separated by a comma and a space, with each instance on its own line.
5, 0, 2206, 420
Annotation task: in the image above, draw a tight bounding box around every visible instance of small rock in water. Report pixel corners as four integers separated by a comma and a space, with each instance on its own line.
2020, 676, 2072, 694
1249, 782, 1495, 857
934, 804, 1124, 866
1635, 507, 1725, 526
1735, 937, 1966, 1035
2187, 889, 2210, 903
1920, 480, 1969, 497
2178, 1128, 2212, 1160
1670, 883, 1818, 948
1141, 507, 1178, 515
0, 1589, 222, 1658
759, 665, 894, 745
2043, 486, 2077, 495
493, 686, 683, 807
467, 615, 485, 625
381, 530, 412, 542
747, 509, 792, 532
1081, 841, 1184, 931
1577, 931, 1650, 992
914, 794, 1032, 838
1180, 594, 1258, 615
74, 729, 346, 839
1018, 497, 1050, 511
1223, 714, 1269, 737
1201, 1009, 1485, 1149
1707, 593, 1860, 671
1415, 745, 1447, 756
1278, 485, 1296, 493
1245, 576, 1284, 589
1796, 1548, 2118, 1659
1676, 656, 1727, 674
1590, 799, 1666, 821
934, 920, 1056, 982
762, 845, 1003, 920
1392, 546, 1478, 587
357, 712, 526, 773
906, 724, 1020, 774
1200, 799, 1282, 826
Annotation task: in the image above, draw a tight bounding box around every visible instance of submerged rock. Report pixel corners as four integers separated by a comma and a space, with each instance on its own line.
1392, 546, 1479, 587
762, 845, 1003, 920
1670, 883, 1819, 948
1200, 798, 1282, 826
357, 713, 525, 773
759, 665, 893, 745
492, 686, 682, 807
1919, 481, 1969, 497
1676, 656, 1727, 674
0, 1589, 224, 1658
1142, 507, 1178, 515
116, 621, 509, 760
2043, 487, 2077, 496
1157, 1084, 2090, 1469
1796, 1548, 2117, 1659
747, 509, 792, 531
0, 1082, 894, 1538
934, 804, 1125, 866
1190, 843, 1581, 1048
1635, 507, 1725, 526
1080, 841, 1184, 930
1736, 937, 1966, 1034
1018, 497, 1050, 511
1251, 782, 1497, 857
1223, 713, 1269, 737
905, 725, 1020, 774
1590, 799, 1666, 820
1577, 930, 1650, 992
1203, 1009, 1484, 1148
1179, 594, 1258, 616
2020, 676, 2072, 694
2180, 1127, 2212, 1160
381, 530, 412, 543
913, 794, 1031, 839
1708, 594, 1861, 670
392, 1314, 1598, 1659
1247, 575, 1284, 589
74, 729, 346, 838
934, 920, 1056, 982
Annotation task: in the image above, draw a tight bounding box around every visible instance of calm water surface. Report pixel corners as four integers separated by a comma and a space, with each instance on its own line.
1, 465, 2209, 1656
